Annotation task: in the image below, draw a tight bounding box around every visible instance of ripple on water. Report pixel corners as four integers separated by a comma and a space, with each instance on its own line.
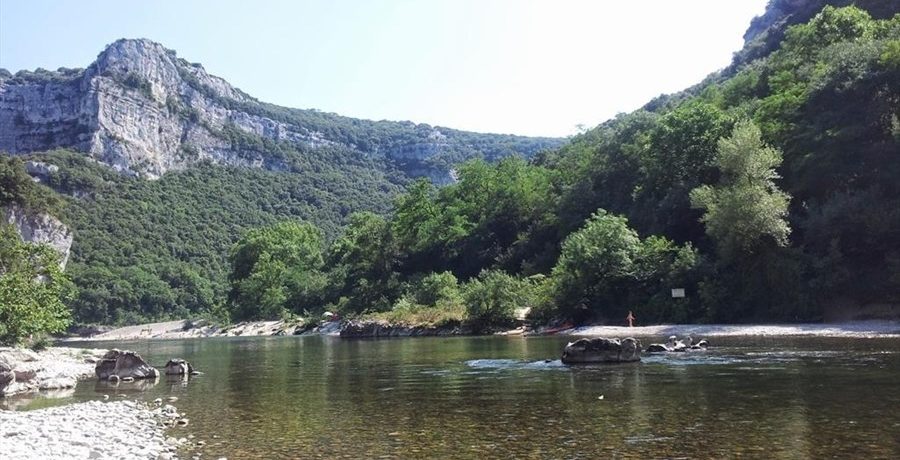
464, 359, 568, 371
624, 434, 675, 444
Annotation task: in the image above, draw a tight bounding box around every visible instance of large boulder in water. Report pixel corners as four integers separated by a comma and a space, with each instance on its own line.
95, 349, 158, 380
163, 359, 194, 375
561, 337, 642, 364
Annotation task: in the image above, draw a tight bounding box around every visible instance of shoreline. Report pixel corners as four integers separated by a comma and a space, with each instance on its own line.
64, 318, 900, 342
562, 320, 900, 339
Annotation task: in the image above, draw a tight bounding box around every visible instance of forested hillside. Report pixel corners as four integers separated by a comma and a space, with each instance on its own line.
223, 4, 900, 327
3, 148, 404, 324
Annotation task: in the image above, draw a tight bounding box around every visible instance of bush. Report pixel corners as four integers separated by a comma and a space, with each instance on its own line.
408, 271, 462, 306
371, 297, 466, 328
462, 270, 536, 331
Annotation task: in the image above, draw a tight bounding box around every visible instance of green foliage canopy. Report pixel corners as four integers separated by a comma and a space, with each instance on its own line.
690, 120, 791, 259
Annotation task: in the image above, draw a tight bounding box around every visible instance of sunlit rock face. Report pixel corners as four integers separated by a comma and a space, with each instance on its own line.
0, 39, 306, 178
1, 39, 561, 181
1, 203, 73, 269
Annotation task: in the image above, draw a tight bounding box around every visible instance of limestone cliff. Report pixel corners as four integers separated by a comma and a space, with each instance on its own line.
1, 203, 73, 269
1, 39, 560, 181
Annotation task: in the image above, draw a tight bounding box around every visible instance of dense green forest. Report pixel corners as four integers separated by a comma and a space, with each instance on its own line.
3, 146, 406, 325
2, 4, 897, 328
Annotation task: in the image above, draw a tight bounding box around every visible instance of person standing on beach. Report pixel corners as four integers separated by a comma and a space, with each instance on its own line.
626, 311, 636, 327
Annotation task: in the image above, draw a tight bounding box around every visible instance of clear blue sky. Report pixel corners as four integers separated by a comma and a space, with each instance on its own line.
0, 0, 767, 137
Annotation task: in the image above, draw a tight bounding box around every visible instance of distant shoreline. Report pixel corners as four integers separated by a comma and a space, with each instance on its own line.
562, 320, 900, 339
63, 319, 900, 343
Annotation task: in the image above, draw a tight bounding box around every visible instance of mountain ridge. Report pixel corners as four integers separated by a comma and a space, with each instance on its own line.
0, 38, 562, 182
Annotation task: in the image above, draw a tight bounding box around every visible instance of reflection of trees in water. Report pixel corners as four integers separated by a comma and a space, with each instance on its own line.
130, 335, 900, 458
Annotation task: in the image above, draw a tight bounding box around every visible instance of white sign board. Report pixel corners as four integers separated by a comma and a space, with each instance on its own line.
671, 288, 685, 298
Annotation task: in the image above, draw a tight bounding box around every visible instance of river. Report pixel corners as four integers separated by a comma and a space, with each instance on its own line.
14, 335, 900, 458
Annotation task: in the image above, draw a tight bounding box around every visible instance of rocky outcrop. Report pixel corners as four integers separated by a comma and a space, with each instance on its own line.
732, 1, 896, 72
561, 337, 642, 364
95, 349, 159, 380
1, 38, 561, 180
1, 203, 73, 268
0, 347, 106, 398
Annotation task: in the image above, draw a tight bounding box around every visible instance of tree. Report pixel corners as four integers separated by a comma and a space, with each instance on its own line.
549, 210, 697, 322
0, 156, 61, 212
690, 120, 791, 260
228, 221, 326, 320
0, 224, 72, 345
326, 212, 399, 313
462, 270, 533, 331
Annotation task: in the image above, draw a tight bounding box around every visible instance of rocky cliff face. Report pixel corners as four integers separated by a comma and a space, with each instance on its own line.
1, 39, 560, 181
731, 0, 895, 71
1, 203, 73, 269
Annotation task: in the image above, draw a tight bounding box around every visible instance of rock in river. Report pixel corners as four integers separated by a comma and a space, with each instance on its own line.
163, 359, 194, 375
95, 349, 159, 380
561, 337, 642, 364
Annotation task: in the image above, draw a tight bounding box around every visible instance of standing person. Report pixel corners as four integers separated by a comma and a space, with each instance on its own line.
626, 310, 636, 327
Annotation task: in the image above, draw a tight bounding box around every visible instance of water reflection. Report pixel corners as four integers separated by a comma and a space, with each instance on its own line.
0, 387, 76, 411
93, 375, 160, 394
49, 335, 900, 458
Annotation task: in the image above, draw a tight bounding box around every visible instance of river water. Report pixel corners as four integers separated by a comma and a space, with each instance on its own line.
24, 335, 900, 458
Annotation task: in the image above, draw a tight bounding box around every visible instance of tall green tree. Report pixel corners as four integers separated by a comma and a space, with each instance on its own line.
690, 120, 791, 260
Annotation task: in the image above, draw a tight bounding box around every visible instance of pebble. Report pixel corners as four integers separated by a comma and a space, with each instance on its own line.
0, 400, 181, 459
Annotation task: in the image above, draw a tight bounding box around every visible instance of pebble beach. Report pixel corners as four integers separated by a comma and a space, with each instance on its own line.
0, 400, 182, 459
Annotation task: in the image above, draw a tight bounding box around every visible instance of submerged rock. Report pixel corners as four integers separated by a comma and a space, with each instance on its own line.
645, 336, 710, 353
692, 339, 709, 350
561, 337, 642, 364
95, 349, 159, 380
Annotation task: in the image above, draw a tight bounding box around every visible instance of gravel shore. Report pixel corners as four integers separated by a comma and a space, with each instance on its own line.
0, 400, 182, 459
70, 319, 342, 341
0, 347, 107, 398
